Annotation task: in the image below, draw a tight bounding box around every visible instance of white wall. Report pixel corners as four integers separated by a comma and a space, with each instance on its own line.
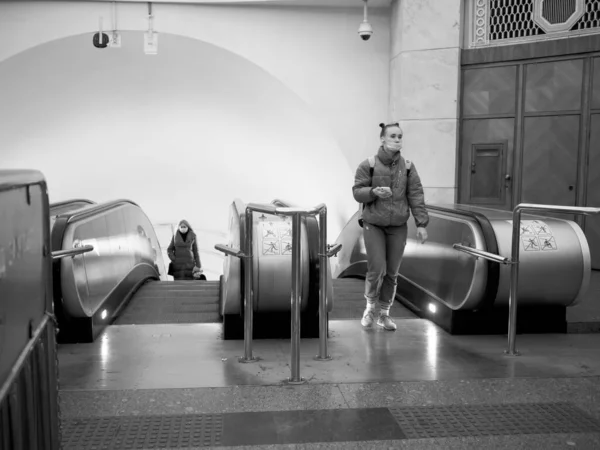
0, 1, 391, 278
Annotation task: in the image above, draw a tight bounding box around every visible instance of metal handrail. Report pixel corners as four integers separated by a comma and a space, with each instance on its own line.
506, 203, 600, 356
51, 245, 94, 260
452, 244, 510, 265
0, 314, 51, 403
215, 201, 340, 383
324, 243, 342, 258
214, 244, 244, 258
49, 199, 95, 209
61, 199, 140, 223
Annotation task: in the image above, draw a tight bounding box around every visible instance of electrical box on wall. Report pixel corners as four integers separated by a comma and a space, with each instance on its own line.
110, 32, 121, 48
144, 32, 158, 55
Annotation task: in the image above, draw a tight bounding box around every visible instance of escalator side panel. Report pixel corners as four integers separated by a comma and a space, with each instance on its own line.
426, 205, 501, 310
52, 201, 164, 342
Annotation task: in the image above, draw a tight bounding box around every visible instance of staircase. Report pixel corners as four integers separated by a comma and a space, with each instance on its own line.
114, 280, 221, 325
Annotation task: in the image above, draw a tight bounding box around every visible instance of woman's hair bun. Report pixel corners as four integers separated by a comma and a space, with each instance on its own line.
379, 123, 385, 129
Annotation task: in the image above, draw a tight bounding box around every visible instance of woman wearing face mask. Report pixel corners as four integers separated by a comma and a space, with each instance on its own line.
352, 122, 429, 331
167, 220, 203, 280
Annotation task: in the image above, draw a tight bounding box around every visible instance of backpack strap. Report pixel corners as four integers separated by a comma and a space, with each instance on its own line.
368, 155, 375, 176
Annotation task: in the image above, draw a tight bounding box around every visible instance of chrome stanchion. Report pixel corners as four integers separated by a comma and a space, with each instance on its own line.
240, 208, 258, 363
315, 208, 332, 361
505, 203, 600, 357
506, 207, 522, 356
288, 213, 306, 384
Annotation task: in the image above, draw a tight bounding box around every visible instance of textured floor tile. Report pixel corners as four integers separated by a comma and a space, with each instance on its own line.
590, 376, 600, 419
154, 433, 600, 449
59, 384, 349, 417
337, 378, 596, 415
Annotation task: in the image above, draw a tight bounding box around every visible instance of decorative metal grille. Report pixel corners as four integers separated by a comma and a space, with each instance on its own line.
488, 0, 543, 41
472, 0, 600, 47
573, 0, 600, 30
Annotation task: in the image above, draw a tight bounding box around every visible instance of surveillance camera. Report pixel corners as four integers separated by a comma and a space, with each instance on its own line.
358, 21, 373, 41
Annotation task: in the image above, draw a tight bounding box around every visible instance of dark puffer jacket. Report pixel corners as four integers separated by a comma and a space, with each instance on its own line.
353, 146, 429, 228
167, 222, 201, 280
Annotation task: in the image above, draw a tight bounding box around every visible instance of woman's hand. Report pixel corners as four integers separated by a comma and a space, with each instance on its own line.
372, 187, 392, 199
416, 227, 428, 244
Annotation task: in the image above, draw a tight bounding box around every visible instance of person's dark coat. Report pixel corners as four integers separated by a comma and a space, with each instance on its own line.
167, 221, 201, 280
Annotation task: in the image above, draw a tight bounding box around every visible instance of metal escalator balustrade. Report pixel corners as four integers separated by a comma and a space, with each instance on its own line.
333, 203, 596, 336
216, 199, 341, 383
49, 199, 95, 231
52, 199, 167, 342
218, 198, 333, 341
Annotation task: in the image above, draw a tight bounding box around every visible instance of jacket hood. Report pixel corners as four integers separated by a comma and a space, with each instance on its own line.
178, 220, 193, 231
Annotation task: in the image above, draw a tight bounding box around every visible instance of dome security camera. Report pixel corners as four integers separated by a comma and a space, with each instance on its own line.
358, 0, 373, 41
358, 21, 373, 41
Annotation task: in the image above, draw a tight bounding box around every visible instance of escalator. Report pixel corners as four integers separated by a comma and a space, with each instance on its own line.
333, 204, 593, 335
49, 197, 341, 343
50, 198, 217, 342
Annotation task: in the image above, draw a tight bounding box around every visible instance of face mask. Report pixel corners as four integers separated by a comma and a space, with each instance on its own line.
384, 142, 402, 152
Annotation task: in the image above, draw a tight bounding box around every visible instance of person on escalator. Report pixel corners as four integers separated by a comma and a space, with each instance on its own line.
167, 220, 203, 280
352, 122, 429, 331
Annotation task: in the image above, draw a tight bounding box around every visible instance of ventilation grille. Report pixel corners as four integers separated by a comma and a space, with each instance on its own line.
573, 0, 600, 30
482, 0, 600, 44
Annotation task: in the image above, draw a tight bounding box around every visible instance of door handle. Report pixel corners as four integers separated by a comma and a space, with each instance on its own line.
505, 174, 511, 180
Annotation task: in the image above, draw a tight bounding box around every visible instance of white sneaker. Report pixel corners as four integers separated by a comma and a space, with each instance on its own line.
377, 314, 397, 331
361, 309, 375, 327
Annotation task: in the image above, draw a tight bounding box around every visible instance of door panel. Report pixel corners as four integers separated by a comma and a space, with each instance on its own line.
521, 115, 579, 220
585, 114, 600, 269
463, 65, 517, 116
525, 59, 583, 112
468, 143, 507, 204
459, 118, 514, 210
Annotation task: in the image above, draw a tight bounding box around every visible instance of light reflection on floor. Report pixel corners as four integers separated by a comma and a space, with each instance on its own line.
58, 319, 600, 391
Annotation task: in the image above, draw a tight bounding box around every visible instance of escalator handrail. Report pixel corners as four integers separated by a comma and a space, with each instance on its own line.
50, 199, 96, 209
56, 199, 140, 224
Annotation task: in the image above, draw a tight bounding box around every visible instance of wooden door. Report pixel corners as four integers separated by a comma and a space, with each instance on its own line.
521, 115, 580, 219
586, 114, 600, 269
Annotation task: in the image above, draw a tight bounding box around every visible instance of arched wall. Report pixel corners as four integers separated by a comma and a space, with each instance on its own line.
0, 1, 391, 278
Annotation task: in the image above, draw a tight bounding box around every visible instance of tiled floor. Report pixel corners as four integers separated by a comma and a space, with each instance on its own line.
58, 320, 600, 391
56, 273, 600, 448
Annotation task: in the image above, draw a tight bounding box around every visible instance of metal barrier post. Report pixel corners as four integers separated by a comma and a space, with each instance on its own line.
506, 207, 523, 356
240, 208, 258, 363
315, 208, 332, 361
506, 203, 600, 356
288, 212, 305, 384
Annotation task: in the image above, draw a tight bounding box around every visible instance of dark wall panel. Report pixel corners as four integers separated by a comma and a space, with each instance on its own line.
585, 114, 600, 269
463, 66, 517, 116
525, 59, 583, 112
592, 57, 600, 110
521, 115, 579, 210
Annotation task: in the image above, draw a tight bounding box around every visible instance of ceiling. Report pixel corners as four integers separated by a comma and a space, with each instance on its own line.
36, 0, 393, 8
